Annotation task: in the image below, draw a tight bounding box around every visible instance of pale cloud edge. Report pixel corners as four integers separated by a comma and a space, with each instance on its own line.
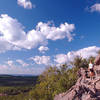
54, 46, 100, 64
30, 56, 51, 65
89, 3, 100, 12
0, 46, 100, 75
38, 46, 49, 53
16, 59, 29, 67
17, 0, 35, 9
31, 46, 100, 66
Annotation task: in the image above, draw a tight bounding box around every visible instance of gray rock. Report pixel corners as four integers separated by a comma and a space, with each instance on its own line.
54, 76, 100, 100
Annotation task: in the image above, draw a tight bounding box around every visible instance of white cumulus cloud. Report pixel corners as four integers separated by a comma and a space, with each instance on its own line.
30, 56, 51, 65
0, 14, 75, 53
36, 22, 75, 41
6, 60, 14, 67
54, 54, 67, 64
17, 0, 35, 9
16, 59, 29, 67
54, 46, 100, 64
90, 3, 100, 12
38, 46, 49, 53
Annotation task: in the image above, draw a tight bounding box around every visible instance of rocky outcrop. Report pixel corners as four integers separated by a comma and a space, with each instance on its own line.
54, 55, 100, 100
55, 76, 100, 100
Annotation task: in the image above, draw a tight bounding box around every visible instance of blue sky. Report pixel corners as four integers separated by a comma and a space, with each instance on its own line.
0, 0, 100, 75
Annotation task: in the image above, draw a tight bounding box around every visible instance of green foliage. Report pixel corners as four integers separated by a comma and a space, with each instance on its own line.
0, 75, 38, 100
88, 56, 95, 64
0, 93, 30, 100
29, 56, 96, 100
30, 64, 79, 100
0, 86, 32, 100
70, 56, 89, 68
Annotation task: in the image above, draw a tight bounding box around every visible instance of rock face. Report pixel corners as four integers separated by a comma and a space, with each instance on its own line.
54, 55, 100, 100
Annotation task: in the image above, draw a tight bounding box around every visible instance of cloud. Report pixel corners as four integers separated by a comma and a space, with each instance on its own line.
90, 3, 100, 12
0, 14, 75, 53
0, 38, 21, 53
17, 0, 35, 9
74, 46, 100, 58
0, 64, 43, 75
0, 59, 44, 75
30, 56, 51, 65
54, 54, 67, 64
0, 46, 99, 75
6, 60, 13, 67
16, 59, 29, 67
37, 22, 75, 41
0, 14, 26, 52
38, 46, 49, 53
0, 14, 46, 52
54, 46, 100, 64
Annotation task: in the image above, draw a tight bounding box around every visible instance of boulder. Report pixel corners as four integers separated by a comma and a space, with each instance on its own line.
54, 77, 99, 100
54, 75, 100, 100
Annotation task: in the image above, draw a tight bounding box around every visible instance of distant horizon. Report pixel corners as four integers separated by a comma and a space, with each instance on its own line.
0, 74, 38, 76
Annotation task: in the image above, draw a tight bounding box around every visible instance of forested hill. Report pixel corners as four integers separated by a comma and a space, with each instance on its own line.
0, 75, 38, 86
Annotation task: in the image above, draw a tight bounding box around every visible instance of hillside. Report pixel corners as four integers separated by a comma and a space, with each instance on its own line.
0, 75, 38, 86
54, 54, 100, 100
0, 75, 38, 99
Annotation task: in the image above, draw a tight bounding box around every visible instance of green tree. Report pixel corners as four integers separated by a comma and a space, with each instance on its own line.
30, 64, 78, 100
71, 56, 88, 68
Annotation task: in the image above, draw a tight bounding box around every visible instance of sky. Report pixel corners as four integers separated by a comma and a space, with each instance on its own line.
0, 0, 100, 75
